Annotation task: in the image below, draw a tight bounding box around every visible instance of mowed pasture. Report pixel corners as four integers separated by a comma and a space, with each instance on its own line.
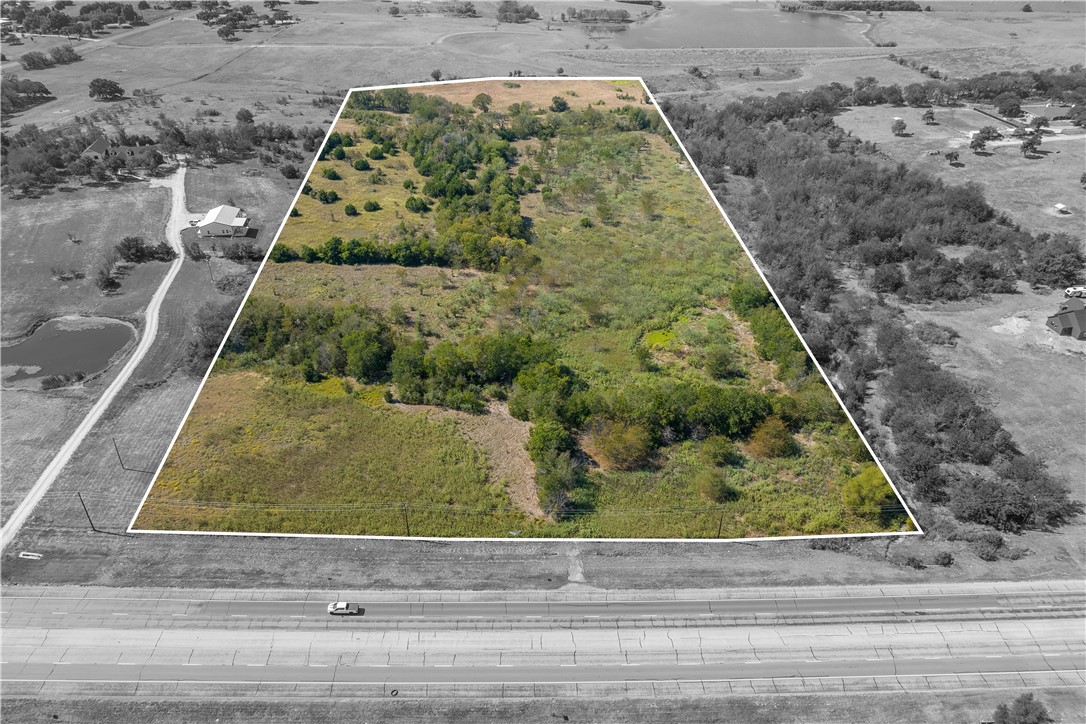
833, 104, 1086, 238
0, 183, 172, 335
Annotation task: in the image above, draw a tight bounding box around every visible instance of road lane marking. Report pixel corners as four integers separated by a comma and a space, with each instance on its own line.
112, 613, 128, 616
172, 614, 187, 617
290, 616, 306, 618
311, 664, 328, 667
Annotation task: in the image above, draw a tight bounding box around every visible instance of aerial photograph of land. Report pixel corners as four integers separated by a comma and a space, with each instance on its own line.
1, 0, 1083, 721
131, 77, 914, 540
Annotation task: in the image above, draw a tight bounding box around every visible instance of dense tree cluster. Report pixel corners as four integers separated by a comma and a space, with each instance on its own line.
565, 7, 631, 22
1, 0, 142, 36
495, 0, 538, 23
115, 234, 177, 263
806, 0, 920, 9
18, 45, 80, 71
1, 75, 51, 116
661, 83, 1082, 536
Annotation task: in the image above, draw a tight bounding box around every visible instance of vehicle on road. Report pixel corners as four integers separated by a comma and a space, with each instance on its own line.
327, 602, 363, 616
1065, 286, 1086, 298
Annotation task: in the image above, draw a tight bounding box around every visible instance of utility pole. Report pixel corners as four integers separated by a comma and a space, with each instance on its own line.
76, 492, 98, 532
716, 508, 725, 538
402, 503, 411, 537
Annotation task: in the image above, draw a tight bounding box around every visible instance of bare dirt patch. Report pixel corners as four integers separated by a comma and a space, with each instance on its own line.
426, 77, 645, 111
392, 401, 542, 519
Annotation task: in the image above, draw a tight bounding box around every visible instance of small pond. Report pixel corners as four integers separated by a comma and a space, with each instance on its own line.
2, 316, 134, 384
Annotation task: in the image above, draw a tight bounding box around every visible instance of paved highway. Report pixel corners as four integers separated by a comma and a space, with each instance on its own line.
5, 589, 1080, 622
3, 583, 1082, 695
4, 654, 1082, 686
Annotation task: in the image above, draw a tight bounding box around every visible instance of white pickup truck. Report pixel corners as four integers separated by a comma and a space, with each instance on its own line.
327, 602, 364, 616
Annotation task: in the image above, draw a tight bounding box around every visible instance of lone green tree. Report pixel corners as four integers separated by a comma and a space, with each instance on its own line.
921, 108, 935, 124
1020, 133, 1042, 156
969, 136, 986, 153
471, 92, 492, 113
88, 78, 124, 100
891, 118, 907, 136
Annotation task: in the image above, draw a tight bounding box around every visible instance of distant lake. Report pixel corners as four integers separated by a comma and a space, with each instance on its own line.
2, 316, 133, 383
600, 2, 869, 49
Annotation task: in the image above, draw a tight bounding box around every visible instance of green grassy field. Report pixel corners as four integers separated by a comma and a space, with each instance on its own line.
136, 79, 912, 539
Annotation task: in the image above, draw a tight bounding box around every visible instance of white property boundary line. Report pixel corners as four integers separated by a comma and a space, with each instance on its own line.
127, 76, 923, 542
0, 169, 189, 553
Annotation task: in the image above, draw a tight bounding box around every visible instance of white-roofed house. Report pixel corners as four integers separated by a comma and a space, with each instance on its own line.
196, 205, 249, 237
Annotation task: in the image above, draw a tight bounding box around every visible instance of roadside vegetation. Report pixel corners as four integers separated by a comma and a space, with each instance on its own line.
142, 81, 909, 539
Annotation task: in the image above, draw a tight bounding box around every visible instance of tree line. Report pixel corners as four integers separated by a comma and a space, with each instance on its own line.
660, 81, 1082, 540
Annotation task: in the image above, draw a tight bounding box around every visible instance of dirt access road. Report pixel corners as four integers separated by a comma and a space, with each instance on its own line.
0, 168, 191, 552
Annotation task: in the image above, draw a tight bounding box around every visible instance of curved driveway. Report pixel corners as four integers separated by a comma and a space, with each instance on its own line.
0, 168, 189, 551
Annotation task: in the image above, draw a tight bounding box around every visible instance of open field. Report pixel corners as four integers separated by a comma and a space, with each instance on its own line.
133, 79, 910, 539
0, 183, 172, 335
253, 262, 505, 341
833, 104, 1086, 238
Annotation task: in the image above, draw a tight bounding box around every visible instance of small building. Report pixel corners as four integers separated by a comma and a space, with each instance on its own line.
1054, 203, 1070, 215
81, 137, 112, 161
1046, 298, 1086, 341
196, 205, 249, 237
80, 137, 160, 167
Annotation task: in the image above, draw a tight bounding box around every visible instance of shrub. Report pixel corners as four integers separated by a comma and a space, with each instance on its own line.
704, 345, 738, 379
363, 200, 381, 212
696, 469, 740, 503
840, 464, 894, 518
405, 195, 430, 213
587, 418, 653, 471
269, 244, 299, 262
321, 167, 340, 180
729, 276, 772, 316
992, 693, 1053, 724
526, 420, 573, 462
536, 448, 577, 517
344, 203, 358, 216
933, 550, 954, 567
280, 163, 300, 179
366, 146, 385, 160
747, 416, 799, 458
353, 158, 371, 171
700, 435, 741, 467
